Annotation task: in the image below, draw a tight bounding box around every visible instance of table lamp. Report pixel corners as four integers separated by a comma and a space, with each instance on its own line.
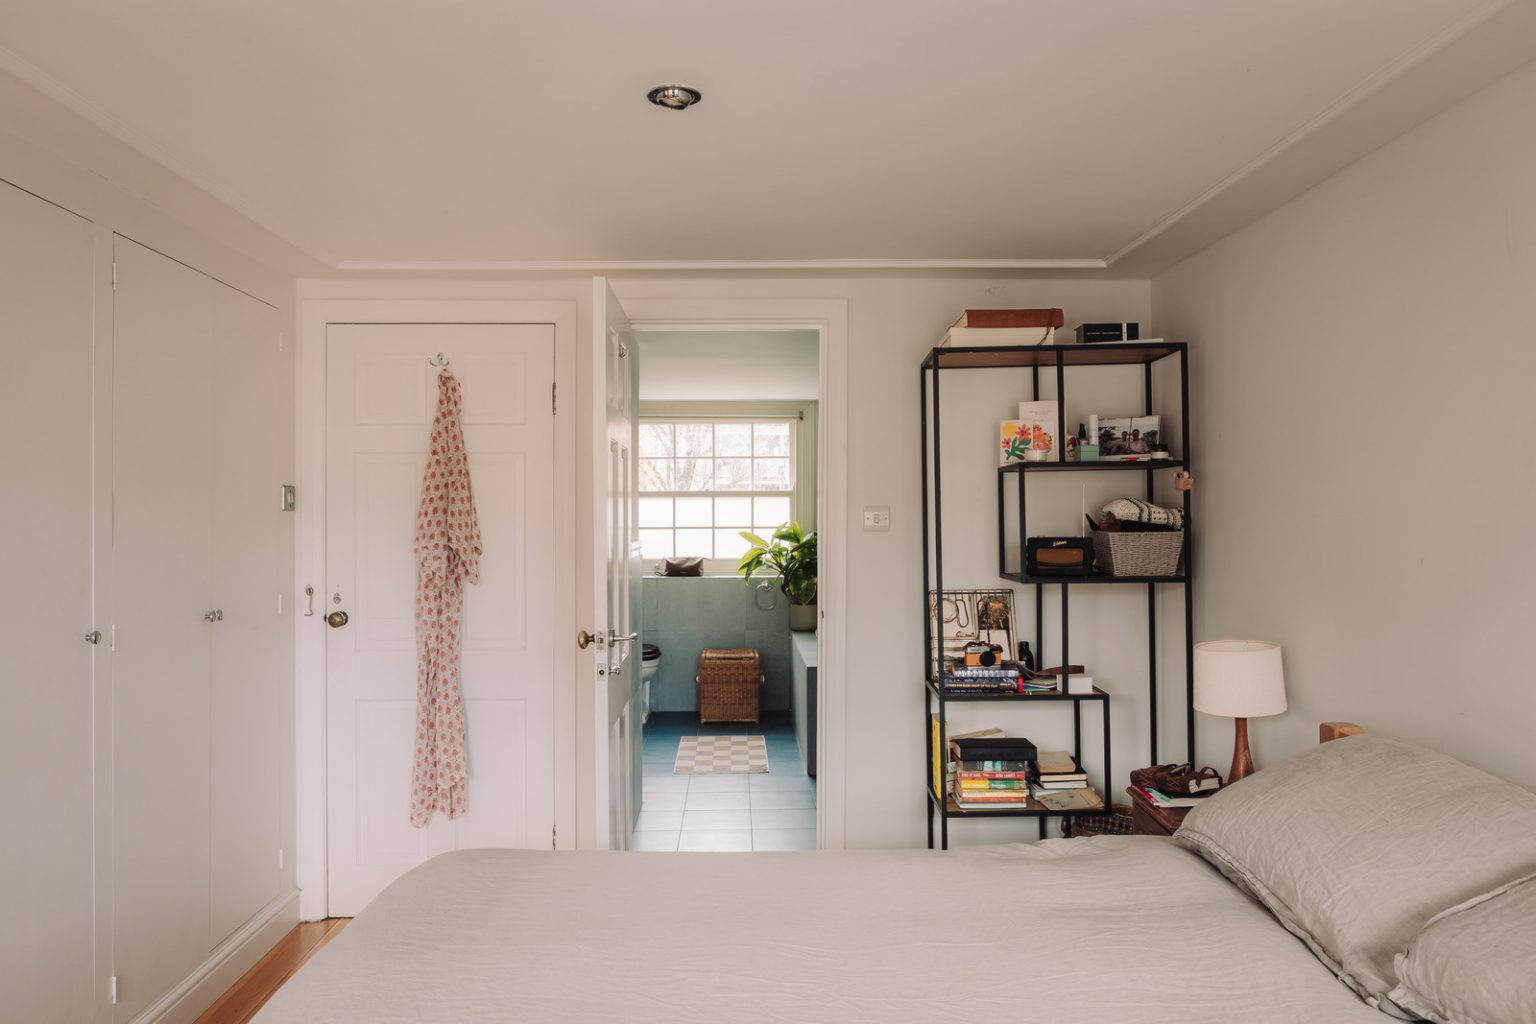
1193, 640, 1286, 784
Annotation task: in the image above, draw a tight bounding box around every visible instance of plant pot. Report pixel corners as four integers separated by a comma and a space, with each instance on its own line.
788, 602, 818, 633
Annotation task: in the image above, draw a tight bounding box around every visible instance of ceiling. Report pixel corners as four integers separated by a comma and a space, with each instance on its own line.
638, 331, 819, 402
0, 0, 1530, 272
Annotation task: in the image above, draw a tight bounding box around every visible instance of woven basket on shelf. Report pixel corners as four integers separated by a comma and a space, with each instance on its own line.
1092, 530, 1185, 577
698, 648, 762, 723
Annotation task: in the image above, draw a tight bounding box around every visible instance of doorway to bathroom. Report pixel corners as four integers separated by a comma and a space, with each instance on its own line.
630, 329, 820, 852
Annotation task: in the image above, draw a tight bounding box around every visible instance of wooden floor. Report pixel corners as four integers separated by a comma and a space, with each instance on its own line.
193, 918, 349, 1024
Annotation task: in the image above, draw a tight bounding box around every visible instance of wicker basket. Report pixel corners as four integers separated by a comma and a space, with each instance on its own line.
1092, 530, 1185, 577
698, 648, 762, 723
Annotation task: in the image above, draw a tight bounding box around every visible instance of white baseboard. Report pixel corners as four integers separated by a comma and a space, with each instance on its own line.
129, 889, 301, 1024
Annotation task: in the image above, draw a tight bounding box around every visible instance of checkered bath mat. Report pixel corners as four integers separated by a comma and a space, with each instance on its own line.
673, 735, 770, 775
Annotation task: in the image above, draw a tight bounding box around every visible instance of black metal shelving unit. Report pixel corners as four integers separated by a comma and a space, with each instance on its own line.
921, 340, 1195, 850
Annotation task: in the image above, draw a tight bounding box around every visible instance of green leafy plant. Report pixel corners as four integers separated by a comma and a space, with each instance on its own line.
736, 522, 818, 606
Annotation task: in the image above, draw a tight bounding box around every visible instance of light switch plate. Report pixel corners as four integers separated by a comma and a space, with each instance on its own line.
280, 484, 296, 511
863, 506, 891, 531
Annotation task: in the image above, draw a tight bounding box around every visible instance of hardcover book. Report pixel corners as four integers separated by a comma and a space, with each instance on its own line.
955, 308, 1065, 329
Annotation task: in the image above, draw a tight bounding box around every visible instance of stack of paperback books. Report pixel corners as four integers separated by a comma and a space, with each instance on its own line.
951, 736, 1038, 810
943, 663, 1025, 694
943, 663, 1060, 695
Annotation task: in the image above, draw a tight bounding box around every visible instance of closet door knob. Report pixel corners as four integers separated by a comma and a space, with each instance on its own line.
203, 610, 223, 623
326, 610, 349, 628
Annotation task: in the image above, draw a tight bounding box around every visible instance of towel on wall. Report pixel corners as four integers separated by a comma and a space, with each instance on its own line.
410, 370, 482, 827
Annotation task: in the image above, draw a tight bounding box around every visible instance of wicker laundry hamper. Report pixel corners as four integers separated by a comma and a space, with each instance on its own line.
698, 648, 762, 723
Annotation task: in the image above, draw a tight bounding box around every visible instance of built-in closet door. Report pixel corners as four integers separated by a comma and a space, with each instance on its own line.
209, 283, 286, 941
111, 236, 217, 1022
0, 181, 96, 1023
111, 236, 289, 1021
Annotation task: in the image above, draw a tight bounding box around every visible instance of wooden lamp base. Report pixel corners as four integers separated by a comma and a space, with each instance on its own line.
1229, 717, 1255, 784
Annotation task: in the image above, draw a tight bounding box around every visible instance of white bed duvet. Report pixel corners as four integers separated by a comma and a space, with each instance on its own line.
255, 838, 1383, 1024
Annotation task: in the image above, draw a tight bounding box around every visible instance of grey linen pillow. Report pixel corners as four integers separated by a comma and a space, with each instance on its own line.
1389, 873, 1536, 1024
1174, 734, 1536, 1017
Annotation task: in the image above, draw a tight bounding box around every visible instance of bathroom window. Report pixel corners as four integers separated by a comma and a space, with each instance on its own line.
637, 418, 798, 567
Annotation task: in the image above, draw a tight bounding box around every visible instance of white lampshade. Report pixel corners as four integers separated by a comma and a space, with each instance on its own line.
1193, 640, 1287, 719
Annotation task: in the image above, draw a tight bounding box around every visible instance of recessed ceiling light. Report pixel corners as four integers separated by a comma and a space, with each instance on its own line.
647, 85, 703, 111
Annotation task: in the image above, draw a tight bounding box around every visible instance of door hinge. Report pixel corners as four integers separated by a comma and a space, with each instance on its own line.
108, 975, 118, 1004
551, 382, 557, 415
551, 825, 557, 850
278, 331, 285, 352
278, 847, 284, 870
111, 261, 117, 291
109, 624, 117, 651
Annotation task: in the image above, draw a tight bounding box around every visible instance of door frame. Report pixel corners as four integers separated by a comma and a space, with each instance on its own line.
619, 297, 849, 849
294, 297, 579, 920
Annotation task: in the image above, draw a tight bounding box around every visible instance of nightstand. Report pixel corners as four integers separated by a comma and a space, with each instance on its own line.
1127, 786, 1191, 837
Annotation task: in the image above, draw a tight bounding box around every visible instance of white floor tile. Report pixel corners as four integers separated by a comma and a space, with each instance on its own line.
640, 791, 686, 809
685, 791, 751, 811
752, 828, 817, 851
684, 774, 749, 793
630, 830, 680, 851
643, 776, 689, 793
677, 829, 753, 852
682, 808, 752, 830
751, 807, 816, 830
634, 807, 684, 831
750, 774, 814, 791
750, 789, 815, 810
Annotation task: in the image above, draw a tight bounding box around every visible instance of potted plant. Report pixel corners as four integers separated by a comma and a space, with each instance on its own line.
737, 522, 818, 632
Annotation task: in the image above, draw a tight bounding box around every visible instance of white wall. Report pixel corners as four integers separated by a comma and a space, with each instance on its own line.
638, 330, 819, 400
1153, 59, 1536, 792
304, 274, 1152, 850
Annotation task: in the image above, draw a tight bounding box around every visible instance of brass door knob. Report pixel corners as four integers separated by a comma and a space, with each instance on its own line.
326, 610, 349, 628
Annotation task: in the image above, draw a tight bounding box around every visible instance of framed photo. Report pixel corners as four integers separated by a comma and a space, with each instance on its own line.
1097, 415, 1160, 460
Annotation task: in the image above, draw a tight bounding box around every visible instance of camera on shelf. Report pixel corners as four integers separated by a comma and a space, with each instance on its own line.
962, 641, 1004, 667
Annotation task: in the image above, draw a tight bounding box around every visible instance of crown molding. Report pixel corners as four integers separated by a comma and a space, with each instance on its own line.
332, 257, 1111, 273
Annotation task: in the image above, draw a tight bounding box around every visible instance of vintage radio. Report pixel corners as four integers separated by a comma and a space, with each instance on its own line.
1025, 536, 1095, 576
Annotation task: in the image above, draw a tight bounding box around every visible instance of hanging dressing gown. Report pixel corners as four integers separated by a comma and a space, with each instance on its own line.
409, 370, 482, 827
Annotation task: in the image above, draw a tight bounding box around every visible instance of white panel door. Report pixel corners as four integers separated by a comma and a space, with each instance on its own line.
0, 181, 95, 1024
209, 282, 286, 941
590, 278, 641, 850
111, 236, 216, 1022
326, 323, 556, 915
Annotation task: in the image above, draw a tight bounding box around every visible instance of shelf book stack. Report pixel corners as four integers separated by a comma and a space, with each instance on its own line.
1030, 750, 1103, 810
951, 736, 1038, 810
940, 308, 1065, 348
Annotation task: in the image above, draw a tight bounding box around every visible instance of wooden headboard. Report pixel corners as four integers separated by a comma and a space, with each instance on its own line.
1320, 722, 1364, 743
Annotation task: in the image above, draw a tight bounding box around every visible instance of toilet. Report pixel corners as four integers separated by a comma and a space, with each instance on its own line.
640, 643, 661, 723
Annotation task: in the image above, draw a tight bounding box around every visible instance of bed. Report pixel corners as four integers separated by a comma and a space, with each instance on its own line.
256, 735, 1536, 1024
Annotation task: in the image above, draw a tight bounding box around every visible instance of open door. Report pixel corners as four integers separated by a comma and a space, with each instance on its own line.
588, 278, 642, 849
